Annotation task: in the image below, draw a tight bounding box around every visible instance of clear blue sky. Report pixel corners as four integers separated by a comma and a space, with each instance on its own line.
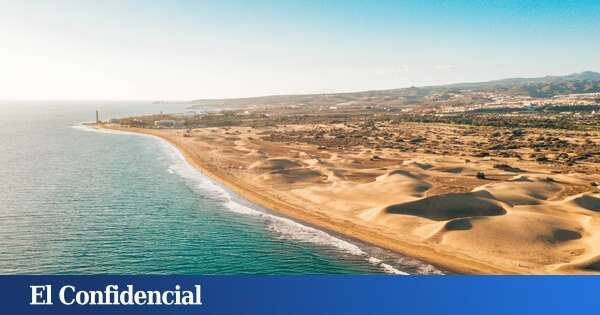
1, 0, 599, 100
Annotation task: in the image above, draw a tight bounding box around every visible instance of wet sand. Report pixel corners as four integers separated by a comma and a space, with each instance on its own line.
104, 124, 600, 274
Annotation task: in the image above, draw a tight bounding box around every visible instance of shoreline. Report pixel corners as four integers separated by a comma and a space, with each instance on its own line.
82, 124, 442, 274
99, 125, 518, 274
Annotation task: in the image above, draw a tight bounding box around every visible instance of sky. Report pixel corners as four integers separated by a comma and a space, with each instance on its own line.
1, 0, 599, 100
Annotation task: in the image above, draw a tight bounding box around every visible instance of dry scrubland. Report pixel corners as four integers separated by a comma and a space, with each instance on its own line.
108, 120, 600, 274
108, 71, 600, 273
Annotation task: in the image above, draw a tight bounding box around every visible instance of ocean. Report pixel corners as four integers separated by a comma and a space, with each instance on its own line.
0, 101, 441, 274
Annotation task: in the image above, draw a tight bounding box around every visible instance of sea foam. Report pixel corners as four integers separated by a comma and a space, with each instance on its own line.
74, 124, 445, 275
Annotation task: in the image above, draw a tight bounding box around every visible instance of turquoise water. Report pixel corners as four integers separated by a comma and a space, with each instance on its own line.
0, 101, 440, 274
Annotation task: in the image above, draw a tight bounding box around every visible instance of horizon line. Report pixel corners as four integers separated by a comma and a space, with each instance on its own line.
1, 69, 597, 103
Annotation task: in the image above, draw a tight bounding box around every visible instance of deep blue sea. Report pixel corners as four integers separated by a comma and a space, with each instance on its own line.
0, 101, 441, 274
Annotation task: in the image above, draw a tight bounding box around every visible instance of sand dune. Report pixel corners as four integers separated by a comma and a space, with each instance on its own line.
473, 177, 564, 205
111, 125, 600, 274
402, 160, 433, 170
249, 158, 301, 171
563, 193, 600, 212
385, 191, 507, 221
430, 166, 469, 174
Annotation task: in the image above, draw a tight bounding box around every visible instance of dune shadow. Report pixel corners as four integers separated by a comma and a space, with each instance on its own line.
385, 192, 506, 221
387, 169, 423, 179
584, 260, 600, 272
549, 229, 582, 243
493, 164, 524, 172
571, 195, 600, 212
432, 166, 466, 174
264, 168, 323, 183
404, 161, 433, 170
250, 158, 301, 171
444, 218, 473, 230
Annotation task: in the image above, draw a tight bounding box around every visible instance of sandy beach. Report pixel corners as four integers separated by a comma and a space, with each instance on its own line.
103, 123, 600, 274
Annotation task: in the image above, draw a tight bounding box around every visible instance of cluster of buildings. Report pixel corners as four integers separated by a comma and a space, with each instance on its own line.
437, 92, 600, 113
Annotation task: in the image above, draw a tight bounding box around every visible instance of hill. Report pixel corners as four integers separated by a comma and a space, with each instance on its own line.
189, 71, 600, 109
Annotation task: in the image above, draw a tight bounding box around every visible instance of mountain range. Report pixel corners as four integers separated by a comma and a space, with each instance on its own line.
190, 71, 600, 109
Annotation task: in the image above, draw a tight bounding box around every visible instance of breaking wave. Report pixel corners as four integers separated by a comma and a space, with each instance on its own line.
74, 124, 444, 275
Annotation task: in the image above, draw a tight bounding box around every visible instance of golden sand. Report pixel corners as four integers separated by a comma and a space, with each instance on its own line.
105, 125, 600, 274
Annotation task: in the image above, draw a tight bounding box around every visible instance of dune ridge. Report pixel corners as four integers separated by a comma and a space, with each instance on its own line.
105, 124, 600, 274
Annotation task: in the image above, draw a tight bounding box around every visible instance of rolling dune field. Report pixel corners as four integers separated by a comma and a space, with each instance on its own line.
107, 123, 600, 274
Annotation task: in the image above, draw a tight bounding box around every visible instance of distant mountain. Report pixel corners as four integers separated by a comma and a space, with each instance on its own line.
562, 71, 600, 81
441, 71, 600, 89
520, 80, 600, 98
189, 71, 600, 109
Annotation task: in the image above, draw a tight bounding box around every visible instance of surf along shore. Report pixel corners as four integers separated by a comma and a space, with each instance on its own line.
100, 123, 600, 275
